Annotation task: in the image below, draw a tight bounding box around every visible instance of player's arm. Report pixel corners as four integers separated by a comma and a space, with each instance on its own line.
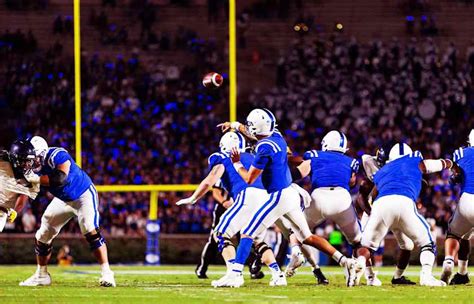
176, 164, 225, 205
419, 159, 453, 174
293, 160, 311, 181
349, 173, 357, 187
6, 194, 29, 223
217, 121, 257, 141
212, 187, 233, 209
230, 147, 263, 184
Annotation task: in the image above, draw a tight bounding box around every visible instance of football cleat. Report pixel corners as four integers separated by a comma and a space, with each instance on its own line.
366, 272, 382, 286
285, 252, 305, 277
313, 268, 329, 285
450, 273, 470, 285
420, 271, 446, 287
344, 258, 359, 287
99, 270, 116, 287
211, 271, 244, 288
391, 276, 416, 285
19, 272, 52, 286
249, 257, 264, 280
353, 258, 366, 286
440, 259, 454, 284
269, 272, 287, 286
195, 269, 208, 279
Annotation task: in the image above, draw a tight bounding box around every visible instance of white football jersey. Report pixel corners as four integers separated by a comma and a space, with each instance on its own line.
0, 159, 39, 209
361, 154, 380, 182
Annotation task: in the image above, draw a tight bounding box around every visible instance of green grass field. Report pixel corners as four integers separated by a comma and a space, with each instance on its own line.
0, 265, 472, 303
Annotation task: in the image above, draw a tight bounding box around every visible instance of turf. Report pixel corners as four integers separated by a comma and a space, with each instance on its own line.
0, 265, 472, 303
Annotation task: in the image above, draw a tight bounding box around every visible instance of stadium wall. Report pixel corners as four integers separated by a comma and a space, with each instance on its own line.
1, 235, 472, 265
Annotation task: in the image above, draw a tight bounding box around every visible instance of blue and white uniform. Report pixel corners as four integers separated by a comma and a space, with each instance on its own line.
209, 151, 269, 240
449, 147, 474, 240
35, 147, 100, 244
361, 151, 434, 251
241, 131, 313, 242
360, 154, 414, 251
303, 150, 361, 244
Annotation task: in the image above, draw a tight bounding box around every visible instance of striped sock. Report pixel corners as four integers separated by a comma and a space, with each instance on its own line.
269, 262, 281, 275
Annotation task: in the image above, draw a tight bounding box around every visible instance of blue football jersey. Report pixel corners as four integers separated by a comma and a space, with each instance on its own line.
39, 147, 94, 201
252, 131, 292, 193
453, 147, 474, 194
208, 151, 264, 200
303, 150, 359, 191
374, 151, 423, 201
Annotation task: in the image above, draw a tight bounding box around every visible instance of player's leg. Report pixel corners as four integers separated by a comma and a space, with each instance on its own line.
356, 196, 393, 286
450, 238, 471, 284
253, 234, 287, 286
441, 193, 473, 284
75, 185, 115, 287
391, 230, 416, 285
399, 198, 444, 286
196, 203, 226, 278
274, 217, 307, 278
20, 198, 75, 286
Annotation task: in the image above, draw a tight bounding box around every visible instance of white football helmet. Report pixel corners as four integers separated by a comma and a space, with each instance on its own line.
28, 136, 49, 168
388, 143, 412, 162
245, 108, 276, 137
468, 129, 474, 147
321, 130, 349, 153
219, 132, 246, 153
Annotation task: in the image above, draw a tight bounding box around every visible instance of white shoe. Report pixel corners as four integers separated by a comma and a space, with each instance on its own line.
420, 271, 447, 287
352, 258, 365, 286
269, 272, 287, 286
285, 252, 305, 277
99, 270, 116, 287
19, 272, 51, 286
366, 271, 382, 286
440, 260, 454, 284
344, 258, 360, 287
211, 271, 244, 288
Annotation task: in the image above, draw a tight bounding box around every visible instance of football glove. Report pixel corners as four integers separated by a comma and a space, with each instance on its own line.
24, 172, 40, 184
7, 209, 17, 223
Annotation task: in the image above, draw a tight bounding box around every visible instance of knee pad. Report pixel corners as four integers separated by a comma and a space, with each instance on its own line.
215, 232, 234, 252
35, 240, 52, 256
420, 242, 436, 255
254, 241, 272, 256
85, 228, 106, 251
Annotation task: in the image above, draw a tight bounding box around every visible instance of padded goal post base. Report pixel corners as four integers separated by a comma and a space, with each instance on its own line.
145, 219, 161, 265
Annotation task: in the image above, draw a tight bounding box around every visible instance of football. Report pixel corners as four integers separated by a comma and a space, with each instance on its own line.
202, 72, 223, 88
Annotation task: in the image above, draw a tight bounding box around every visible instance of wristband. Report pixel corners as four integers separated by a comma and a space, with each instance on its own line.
230, 121, 242, 130
233, 161, 244, 171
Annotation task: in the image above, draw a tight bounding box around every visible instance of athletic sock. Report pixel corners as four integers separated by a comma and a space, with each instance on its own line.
225, 258, 235, 269
101, 262, 111, 273
37, 265, 48, 276
233, 238, 253, 273
365, 266, 375, 278
332, 251, 347, 266
458, 260, 468, 275
393, 267, 405, 279
268, 262, 281, 276
290, 245, 302, 256
420, 250, 435, 276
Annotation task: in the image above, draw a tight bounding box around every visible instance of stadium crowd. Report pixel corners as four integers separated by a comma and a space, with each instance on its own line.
1, 27, 474, 239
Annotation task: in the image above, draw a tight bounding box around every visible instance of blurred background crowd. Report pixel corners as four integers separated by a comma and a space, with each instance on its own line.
0, 1, 473, 247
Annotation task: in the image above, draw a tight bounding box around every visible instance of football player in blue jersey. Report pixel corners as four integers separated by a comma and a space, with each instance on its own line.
358, 149, 416, 285
18, 136, 115, 287
215, 109, 360, 288
356, 142, 453, 287
176, 131, 287, 286
441, 130, 474, 285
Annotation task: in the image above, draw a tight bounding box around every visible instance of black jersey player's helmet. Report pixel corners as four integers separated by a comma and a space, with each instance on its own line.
9, 140, 36, 175
375, 147, 387, 167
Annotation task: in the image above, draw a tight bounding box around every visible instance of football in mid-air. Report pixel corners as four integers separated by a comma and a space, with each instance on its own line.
202, 72, 223, 88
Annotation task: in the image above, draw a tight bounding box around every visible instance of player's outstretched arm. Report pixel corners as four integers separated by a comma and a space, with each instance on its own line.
216, 121, 257, 141
176, 164, 225, 206
293, 160, 311, 181
419, 159, 453, 174
230, 147, 263, 184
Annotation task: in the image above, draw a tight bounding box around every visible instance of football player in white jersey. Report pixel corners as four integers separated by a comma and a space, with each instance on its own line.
355, 142, 453, 287
0, 141, 40, 232
441, 130, 474, 285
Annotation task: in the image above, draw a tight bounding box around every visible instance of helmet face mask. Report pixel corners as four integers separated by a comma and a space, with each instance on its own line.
9, 140, 36, 175
375, 148, 387, 167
